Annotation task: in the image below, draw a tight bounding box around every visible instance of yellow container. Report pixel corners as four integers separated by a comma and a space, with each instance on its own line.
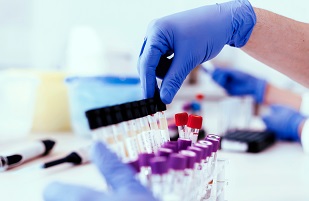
31, 71, 71, 132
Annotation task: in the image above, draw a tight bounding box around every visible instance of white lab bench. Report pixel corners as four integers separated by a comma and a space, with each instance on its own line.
1, 133, 309, 201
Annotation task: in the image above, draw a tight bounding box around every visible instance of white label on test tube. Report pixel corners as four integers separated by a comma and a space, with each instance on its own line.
189, 134, 198, 145
125, 137, 138, 160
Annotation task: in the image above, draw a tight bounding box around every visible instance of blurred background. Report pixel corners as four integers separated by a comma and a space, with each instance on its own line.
0, 0, 308, 141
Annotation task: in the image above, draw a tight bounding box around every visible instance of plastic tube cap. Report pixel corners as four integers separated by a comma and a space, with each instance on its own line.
150, 157, 168, 175
120, 103, 133, 121
205, 138, 219, 152
130, 102, 141, 120
139, 100, 148, 118
207, 134, 221, 142
198, 140, 213, 156
163, 141, 178, 152
180, 150, 196, 169
162, 144, 178, 153
177, 138, 192, 151
157, 148, 173, 158
187, 147, 202, 163
145, 99, 157, 115
138, 153, 155, 167
168, 153, 187, 170
187, 115, 203, 129
194, 143, 209, 160
175, 112, 188, 126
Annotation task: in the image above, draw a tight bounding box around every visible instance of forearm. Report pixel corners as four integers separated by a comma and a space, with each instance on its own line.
264, 84, 302, 110
242, 7, 309, 87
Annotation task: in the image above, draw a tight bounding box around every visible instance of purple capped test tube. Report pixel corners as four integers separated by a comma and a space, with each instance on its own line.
150, 157, 169, 200
166, 154, 187, 200
138, 153, 155, 187
178, 138, 192, 151
187, 146, 204, 198
180, 150, 198, 201
205, 138, 220, 185
205, 138, 219, 162
195, 143, 212, 197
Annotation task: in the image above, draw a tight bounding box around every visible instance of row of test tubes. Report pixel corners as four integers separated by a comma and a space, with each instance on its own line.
86, 99, 228, 201
86, 98, 169, 162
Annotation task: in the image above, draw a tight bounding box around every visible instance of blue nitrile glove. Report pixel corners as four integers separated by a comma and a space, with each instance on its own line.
43, 142, 157, 201
138, 0, 256, 104
262, 105, 306, 141
211, 68, 267, 103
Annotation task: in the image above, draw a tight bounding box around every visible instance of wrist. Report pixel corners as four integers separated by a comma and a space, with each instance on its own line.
227, 0, 256, 47
300, 92, 309, 116
264, 84, 302, 109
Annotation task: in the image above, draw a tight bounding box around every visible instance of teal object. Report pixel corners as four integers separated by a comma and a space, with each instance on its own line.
65, 76, 142, 137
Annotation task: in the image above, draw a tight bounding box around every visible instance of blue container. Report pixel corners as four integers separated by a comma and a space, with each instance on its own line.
65, 76, 143, 137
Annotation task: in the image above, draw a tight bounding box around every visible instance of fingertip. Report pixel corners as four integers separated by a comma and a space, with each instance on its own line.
160, 88, 173, 104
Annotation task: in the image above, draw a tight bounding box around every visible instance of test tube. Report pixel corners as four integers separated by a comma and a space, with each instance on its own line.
205, 138, 220, 165
175, 112, 189, 139
216, 159, 228, 201
177, 138, 192, 151
138, 153, 155, 187
150, 157, 169, 200
187, 114, 203, 144
202, 139, 220, 200
87, 108, 118, 153
198, 140, 214, 181
107, 106, 128, 160
165, 154, 187, 201
131, 101, 147, 153
119, 103, 140, 160
154, 89, 170, 143
187, 146, 203, 200
179, 150, 197, 201
138, 100, 152, 153
195, 143, 211, 199
145, 99, 161, 152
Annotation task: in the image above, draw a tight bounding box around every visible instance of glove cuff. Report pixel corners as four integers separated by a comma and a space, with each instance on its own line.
254, 79, 267, 104
228, 0, 256, 48
291, 113, 306, 141
300, 119, 309, 153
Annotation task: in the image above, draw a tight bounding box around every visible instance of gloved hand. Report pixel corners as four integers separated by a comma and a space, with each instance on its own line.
211, 68, 267, 103
138, 0, 256, 104
262, 104, 306, 141
43, 142, 157, 201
